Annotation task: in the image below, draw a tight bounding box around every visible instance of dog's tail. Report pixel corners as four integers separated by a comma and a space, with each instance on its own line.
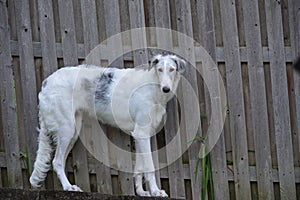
29, 125, 54, 188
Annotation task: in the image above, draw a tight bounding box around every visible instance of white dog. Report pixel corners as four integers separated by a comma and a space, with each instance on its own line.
29, 54, 186, 197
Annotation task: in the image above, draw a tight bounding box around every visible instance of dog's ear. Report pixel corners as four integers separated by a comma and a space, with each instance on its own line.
170, 55, 186, 74
149, 54, 162, 71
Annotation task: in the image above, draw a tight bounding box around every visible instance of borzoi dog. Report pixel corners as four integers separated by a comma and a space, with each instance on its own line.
29, 54, 186, 197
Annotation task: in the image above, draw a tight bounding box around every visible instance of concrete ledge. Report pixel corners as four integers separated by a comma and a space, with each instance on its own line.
0, 188, 184, 200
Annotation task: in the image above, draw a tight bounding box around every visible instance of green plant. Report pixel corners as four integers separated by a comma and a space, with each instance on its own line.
194, 138, 214, 200
20, 151, 30, 180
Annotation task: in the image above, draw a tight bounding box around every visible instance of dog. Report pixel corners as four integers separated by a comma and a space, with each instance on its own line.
29, 54, 186, 197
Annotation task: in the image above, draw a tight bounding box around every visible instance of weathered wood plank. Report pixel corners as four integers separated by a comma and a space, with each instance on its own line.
144, 0, 156, 46
219, 0, 252, 199
0, 0, 23, 189
83, 63, 113, 194
56, 0, 79, 191
288, 0, 300, 171
103, 0, 134, 195
153, 0, 172, 49
71, 139, 90, 192
58, 0, 78, 66
242, 0, 274, 199
127, 0, 154, 195
70, 0, 101, 192
73, 0, 84, 44
38, 0, 58, 78
152, 0, 173, 191
88, 122, 112, 194
29, 0, 40, 42
153, 0, 186, 198
174, 0, 199, 199
80, 0, 99, 55
103, 0, 123, 65
7, 0, 17, 40
264, 0, 297, 199
51, 0, 61, 43
13, 0, 39, 177
196, 0, 230, 199
128, 0, 148, 65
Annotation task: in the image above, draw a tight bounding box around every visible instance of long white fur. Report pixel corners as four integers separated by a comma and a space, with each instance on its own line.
29, 54, 185, 197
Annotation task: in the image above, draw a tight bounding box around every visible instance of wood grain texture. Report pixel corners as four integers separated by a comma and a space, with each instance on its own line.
174, 0, 199, 199
104, 0, 134, 195
0, 0, 23, 188
196, 0, 230, 199
58, 0, 78, 66
38, 0, 58, 78
288, 0, 300, 172
128, 0, 148, 65
264, 0, 297, 198
242, 0, 274, 199
219, 0, 252, 199
13, 0, 39, 175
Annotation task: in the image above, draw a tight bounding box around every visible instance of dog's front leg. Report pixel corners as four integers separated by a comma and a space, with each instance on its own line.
132, 126, 168, 197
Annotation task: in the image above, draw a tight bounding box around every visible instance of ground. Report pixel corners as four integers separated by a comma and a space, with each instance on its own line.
0, 188, 182, 200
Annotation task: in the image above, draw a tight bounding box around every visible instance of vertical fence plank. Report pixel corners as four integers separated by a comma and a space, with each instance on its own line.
58, 0, 78, 66
30, 0, 40, 42
103, 0, 134, 195
0, 0, 23, 189
80, 0, 99, 56
196, 0, 230, 199
242, 0, 274, 199
174, 0, 199, 199
288, 0, 300, 171
154, 0, 187, 198
38, 0, 58, 78
153, 0, 173, 191
56, 0, 79, 191
128, 0, 148, 65
67, 0, 101, 192
127, 0, 150, 195
13, 0, 39, 177
264, 0, 297, 199
7, 0, 17, 40
73, 0, 84, 44
219, 0, 252, 199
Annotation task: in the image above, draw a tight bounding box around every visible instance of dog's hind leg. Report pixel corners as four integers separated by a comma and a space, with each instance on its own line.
52, 111, 83, 191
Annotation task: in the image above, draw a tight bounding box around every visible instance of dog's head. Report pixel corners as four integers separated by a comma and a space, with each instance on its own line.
149, 54, 186, 93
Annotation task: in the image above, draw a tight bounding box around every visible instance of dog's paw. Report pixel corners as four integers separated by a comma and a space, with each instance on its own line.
151, 189, 168, 197
65, 185, 83, 192
136, 190, 151, 196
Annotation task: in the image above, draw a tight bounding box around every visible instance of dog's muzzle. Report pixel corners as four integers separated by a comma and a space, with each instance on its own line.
162, 86, 170, 93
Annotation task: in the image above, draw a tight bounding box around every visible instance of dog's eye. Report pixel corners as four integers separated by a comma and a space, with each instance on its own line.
169, 68, 175, 72
158, 68, 163, 72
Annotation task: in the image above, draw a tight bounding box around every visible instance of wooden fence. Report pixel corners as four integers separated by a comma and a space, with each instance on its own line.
0, 0, 300, 199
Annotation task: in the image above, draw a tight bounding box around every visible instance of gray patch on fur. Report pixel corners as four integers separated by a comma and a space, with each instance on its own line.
95, 68, 116, 104
42, 80, 47, 88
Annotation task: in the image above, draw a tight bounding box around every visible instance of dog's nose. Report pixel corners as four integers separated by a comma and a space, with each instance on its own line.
162, 86, 170, 93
